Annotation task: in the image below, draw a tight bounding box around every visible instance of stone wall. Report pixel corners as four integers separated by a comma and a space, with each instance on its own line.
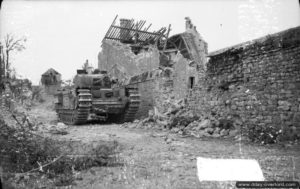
126, 69, 173, 119
173, 53, 198, 99
189, 26, 300, 136
184, 17, 208, 70
126, 52, 200, 119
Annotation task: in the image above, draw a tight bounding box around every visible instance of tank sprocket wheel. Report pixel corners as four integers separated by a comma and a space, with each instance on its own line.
123, 88, 141, 122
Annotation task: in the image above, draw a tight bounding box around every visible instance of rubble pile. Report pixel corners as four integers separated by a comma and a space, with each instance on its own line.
0, 84, 68, 136
123, 98, 241, 139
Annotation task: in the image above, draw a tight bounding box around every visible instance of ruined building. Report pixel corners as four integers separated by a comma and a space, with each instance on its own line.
41, 68, 62, 94
98, 16, 168, 82
98, 16, 208, 117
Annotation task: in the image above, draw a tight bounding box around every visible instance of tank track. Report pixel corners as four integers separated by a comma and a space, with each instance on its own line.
58, 89, 92, 125
123, 88, 141, 122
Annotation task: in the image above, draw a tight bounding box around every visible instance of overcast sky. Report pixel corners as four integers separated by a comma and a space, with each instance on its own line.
1, 0, 299, 84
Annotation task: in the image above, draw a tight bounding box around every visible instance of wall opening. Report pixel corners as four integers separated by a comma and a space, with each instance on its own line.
189, 76, 195, 89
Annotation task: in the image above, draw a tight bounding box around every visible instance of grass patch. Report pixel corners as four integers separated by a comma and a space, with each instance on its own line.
0, 118, 121, 188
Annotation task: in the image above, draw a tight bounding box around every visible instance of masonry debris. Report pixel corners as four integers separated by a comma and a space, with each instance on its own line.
122, 97, 241, 140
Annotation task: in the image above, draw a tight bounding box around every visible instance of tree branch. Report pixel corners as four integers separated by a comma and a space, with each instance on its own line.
23, 155, 64, 174
7, 38, 25, 51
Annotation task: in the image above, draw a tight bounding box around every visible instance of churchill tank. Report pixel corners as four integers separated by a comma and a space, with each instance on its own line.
55, 69, 140, 125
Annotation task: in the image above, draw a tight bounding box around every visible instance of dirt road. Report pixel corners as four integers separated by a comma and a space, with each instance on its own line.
51, 124, 300, 189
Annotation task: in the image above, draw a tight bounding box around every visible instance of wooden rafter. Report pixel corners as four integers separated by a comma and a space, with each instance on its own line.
102, 15, 168, 49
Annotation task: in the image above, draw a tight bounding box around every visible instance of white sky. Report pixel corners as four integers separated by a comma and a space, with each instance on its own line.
0, 0, 299, 85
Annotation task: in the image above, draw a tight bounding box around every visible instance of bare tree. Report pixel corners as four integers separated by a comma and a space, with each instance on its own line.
3, 34, 26, 78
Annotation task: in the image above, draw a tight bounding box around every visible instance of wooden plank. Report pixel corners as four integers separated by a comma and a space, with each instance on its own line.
111, 25, 161, 36
109, 27, 119, 40
163, 24, 172, 51
141, 33, 154, 42
138, 24, 151, 41
102, 15, 118, 43
144, 24, 152, 31
138, 22, 151, 41
105, 36, 148, 43
122, 21, 136, 41
119, 19, 134, 40
137, 20, 146, 31
180, 35, 193, 58
136, 21, 146, 41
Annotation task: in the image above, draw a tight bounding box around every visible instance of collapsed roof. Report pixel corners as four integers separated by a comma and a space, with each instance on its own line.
100, 16, 208, 71
102, 15, 170, 53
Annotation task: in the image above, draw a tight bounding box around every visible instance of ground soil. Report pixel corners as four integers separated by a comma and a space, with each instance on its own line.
8, 99, 300, 189
48, 123, 300, 189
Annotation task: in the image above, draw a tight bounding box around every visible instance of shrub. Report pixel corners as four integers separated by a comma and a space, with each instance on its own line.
0, 117, 120, 187
246, 124, 282, 144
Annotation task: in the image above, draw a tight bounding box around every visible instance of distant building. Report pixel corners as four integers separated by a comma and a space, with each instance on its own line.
41, 68, 61, 94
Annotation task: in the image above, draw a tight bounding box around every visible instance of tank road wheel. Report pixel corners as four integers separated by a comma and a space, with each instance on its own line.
123, 88, 141, 122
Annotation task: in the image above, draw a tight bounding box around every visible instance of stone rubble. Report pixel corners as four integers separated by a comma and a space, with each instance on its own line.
122, 99, 240, 139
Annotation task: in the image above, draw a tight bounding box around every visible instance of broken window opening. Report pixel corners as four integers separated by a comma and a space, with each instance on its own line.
189, 76, 195, 89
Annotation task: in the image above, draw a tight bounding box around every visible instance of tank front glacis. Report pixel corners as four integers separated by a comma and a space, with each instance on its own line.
55, 69, 141, 125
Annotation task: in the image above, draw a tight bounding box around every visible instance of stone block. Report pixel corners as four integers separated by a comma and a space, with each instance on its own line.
205, 127, 214, 134
197, 119, 212, 130
290, 105, 298, 112
231, 105, 237, 110
172, 128, 180, 133
212, 133, 221, 138
203, 132, 212, 137
278, 100, 291, 111
229, 129, 239, 137
197, 130, 206, 137
293, 113, 300, 127
213, 127, 221, 135
220, 129, 230, 136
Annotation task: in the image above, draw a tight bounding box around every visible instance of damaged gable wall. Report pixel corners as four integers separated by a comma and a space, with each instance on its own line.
165, 18, 208, 100
173, 53, 198, 99
98, 18, 208, 119
98, 40, 160, 82
184, 17, 208, 70
189, 26, 300, 138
